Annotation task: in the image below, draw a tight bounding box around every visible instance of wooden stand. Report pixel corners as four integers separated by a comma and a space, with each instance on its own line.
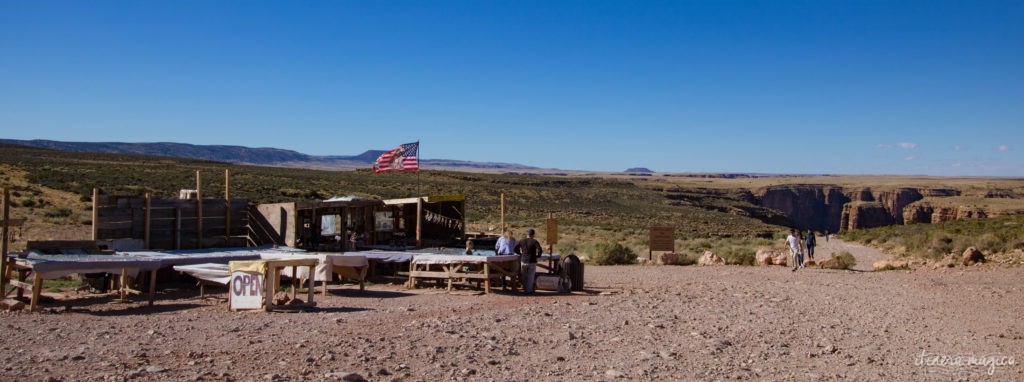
408, 257, 519, 294
229, 258, 318, 312
6, 261, 157, 312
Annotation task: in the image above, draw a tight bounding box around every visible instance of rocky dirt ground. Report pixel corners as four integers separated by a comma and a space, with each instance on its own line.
2, 241, 1022, 381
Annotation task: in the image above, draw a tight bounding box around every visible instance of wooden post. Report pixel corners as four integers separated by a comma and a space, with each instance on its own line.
91, 188, 99, 240
30, 273, 42, 312
174, 207, 182, 250
312, 207, 319, 251
144, 193, 151, 249
500, 193, 505, 234
1, 188, 9, 292
307, 264, 315, 304
415, 198, 423, 247
342, 206, 349, 251
196, 170, 203, 249
548, 213, 554, 255
148, 269, 157, 306
224, 169, 231, 246
119, 267, 128, 302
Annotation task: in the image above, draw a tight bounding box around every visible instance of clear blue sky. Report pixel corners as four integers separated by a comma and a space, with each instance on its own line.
2, 1, 1022, 176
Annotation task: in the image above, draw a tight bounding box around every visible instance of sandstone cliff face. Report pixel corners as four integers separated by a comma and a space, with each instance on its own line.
875, 188, 924, 224
903, 203, 934, 224
840, 202, 895, 230
922, 188, 960, 197
754, 185, 848, 233
903, 202, 1012, 224
845, 188, 875, 202
754, 184, 1022, 232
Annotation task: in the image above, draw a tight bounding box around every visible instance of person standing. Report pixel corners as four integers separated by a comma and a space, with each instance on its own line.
786, 229, 802, 272
495, 230, 516, 256
495, 231, 516, 288
805, 230, 817, 261
824, 229, 830, 242
514, 228, 543, 293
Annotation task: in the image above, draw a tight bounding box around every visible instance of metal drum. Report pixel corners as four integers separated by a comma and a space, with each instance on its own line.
561, 254, 584, 292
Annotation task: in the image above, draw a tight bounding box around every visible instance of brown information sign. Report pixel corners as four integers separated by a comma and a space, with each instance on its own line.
546, 218, 558, 245
649, 226, 675, 252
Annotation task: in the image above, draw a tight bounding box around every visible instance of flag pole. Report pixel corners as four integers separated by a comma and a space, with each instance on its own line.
416, 140, 421, 197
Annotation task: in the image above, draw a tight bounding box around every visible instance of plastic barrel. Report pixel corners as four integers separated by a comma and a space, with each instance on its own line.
561, 254, 584, 291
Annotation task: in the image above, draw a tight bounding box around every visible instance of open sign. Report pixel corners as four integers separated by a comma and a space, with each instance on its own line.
230, 271, 264, 310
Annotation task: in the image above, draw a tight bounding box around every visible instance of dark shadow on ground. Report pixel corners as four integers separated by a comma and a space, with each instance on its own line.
313, 306, 374, 314
325, 289, 415, 299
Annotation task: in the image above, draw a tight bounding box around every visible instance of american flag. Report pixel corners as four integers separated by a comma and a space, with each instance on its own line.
373, 141, 419, 173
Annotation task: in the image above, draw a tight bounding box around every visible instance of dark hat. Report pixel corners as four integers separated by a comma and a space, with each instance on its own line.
527, 228, 535, 236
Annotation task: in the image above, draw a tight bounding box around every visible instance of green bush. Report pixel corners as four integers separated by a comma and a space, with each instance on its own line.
719, 245, 756, 265
842, 214, 1024, 259
675, 253, 698, 266
591, 241, 637, 265
45, 207, 74, 218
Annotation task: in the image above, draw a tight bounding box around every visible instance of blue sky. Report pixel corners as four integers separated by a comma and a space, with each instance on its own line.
1, 1, 1022, 176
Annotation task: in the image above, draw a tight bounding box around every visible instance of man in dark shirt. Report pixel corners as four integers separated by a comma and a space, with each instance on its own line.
514, 228, 543, 293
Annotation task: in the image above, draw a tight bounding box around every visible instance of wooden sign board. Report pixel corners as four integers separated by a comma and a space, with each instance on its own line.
0, 218, 26, 227
649, 226, 675, 252
546, 218, 558, 245
230, 271, 265, 311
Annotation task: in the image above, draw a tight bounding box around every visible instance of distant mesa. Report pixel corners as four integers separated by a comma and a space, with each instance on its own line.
624, 167, 653, 173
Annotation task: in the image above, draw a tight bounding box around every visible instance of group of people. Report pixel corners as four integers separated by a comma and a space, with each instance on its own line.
493, 228, 544, 294
786, 228, 817, 271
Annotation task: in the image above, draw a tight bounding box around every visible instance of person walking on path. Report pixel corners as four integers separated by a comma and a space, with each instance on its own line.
787, 229, 802, 271
514, 228, 543, 293
805, 230, 817, 261
824, 229, 830, 242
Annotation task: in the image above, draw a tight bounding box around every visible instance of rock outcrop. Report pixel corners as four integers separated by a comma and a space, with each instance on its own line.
904, 203, 1000, 224
755, 248, 788, 266
657, 252, 679, 265
698, 251, 726, 266
873, 260, 910, 271
875, 188, 924, 224
753, 184, 1022, 232
840, 202, 894, 231
962, 247, 985, 265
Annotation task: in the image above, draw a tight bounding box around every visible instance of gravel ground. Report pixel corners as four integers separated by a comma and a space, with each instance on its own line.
2, 244, 1022, 381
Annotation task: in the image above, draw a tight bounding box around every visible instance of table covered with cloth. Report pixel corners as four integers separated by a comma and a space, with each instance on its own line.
173, 253, 369, 295
6, 254, 164, 311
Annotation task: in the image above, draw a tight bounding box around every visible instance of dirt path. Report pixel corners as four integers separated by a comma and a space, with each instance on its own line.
813, 236, 889, 271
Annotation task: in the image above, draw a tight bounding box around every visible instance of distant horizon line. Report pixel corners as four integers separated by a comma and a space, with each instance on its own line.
2, 137, 1021, 179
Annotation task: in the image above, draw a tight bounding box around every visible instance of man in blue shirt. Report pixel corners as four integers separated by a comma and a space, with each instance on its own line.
805, 230, 817, 261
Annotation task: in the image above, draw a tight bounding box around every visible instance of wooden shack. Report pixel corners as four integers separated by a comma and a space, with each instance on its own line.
93, 193, 250, 250
253, 194, 467, 251
383, 194, 466, 248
